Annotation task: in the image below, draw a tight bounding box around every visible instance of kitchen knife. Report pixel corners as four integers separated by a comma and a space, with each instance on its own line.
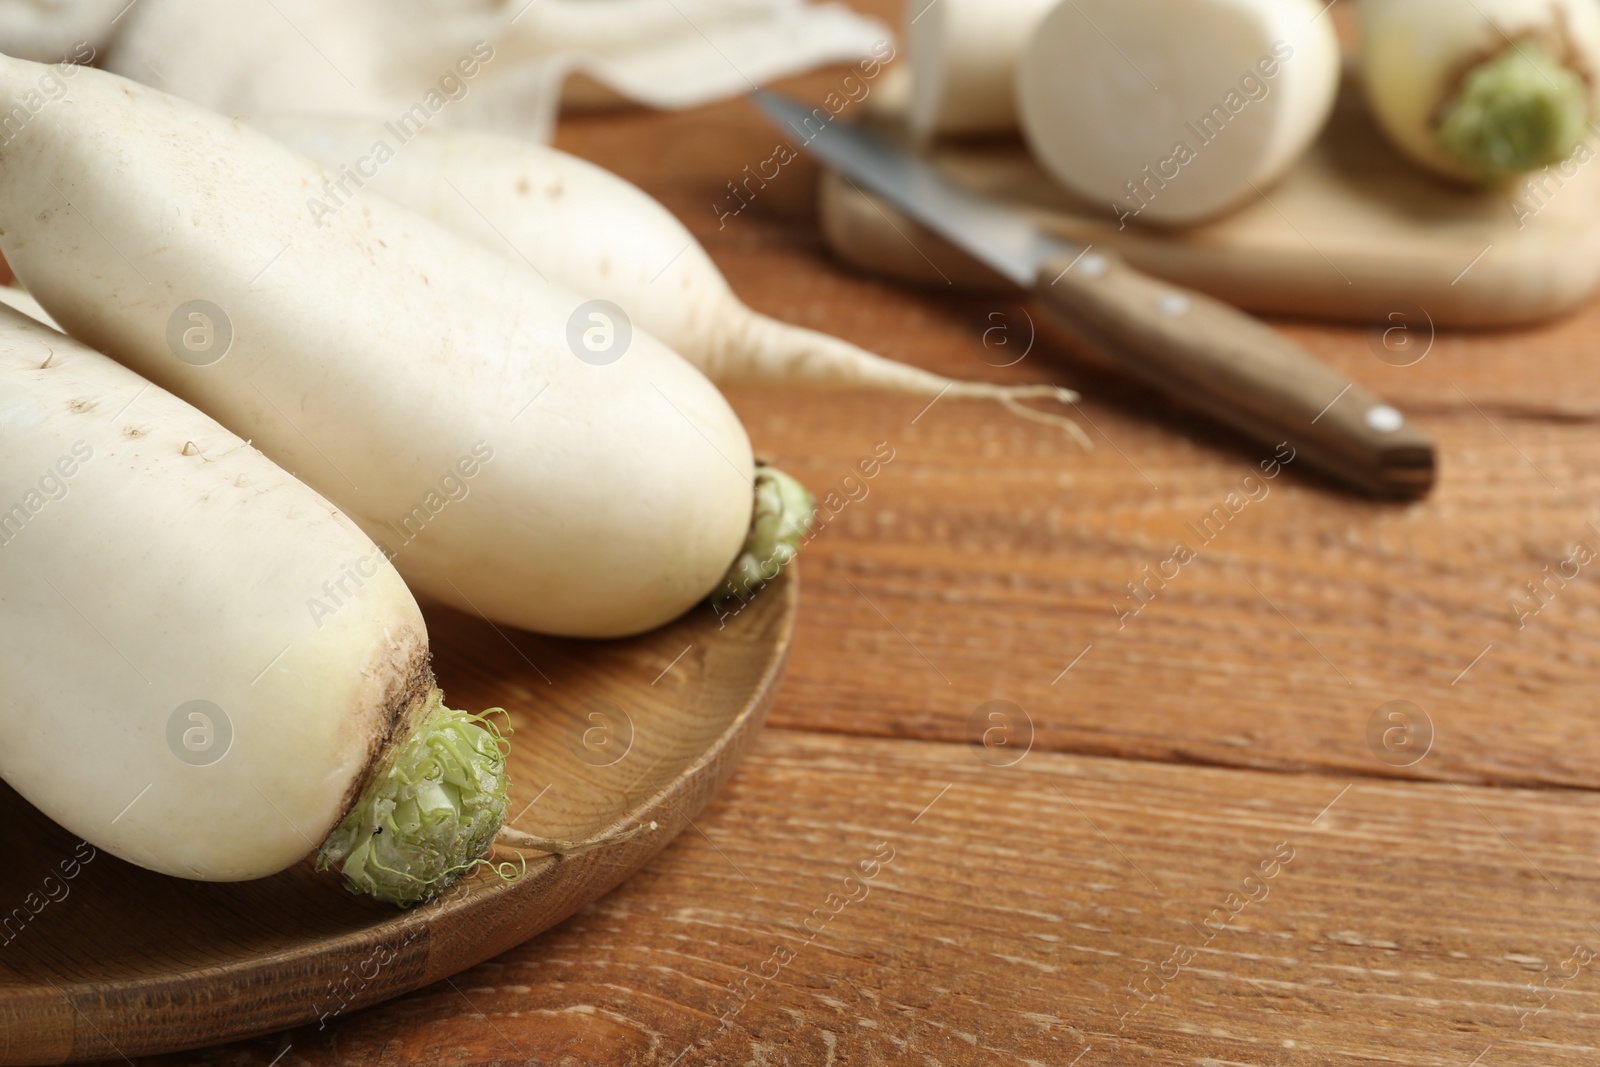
752, 91, 1436, 498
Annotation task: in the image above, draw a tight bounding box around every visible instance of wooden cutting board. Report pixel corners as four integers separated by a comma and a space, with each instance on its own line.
820, 69, 1600, 327
0, 570, 797, 1065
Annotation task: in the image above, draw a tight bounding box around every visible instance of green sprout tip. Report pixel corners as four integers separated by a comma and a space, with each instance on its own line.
316, 689, 511, 907
1436, 39, 1591, 184
719, 464, 814, 599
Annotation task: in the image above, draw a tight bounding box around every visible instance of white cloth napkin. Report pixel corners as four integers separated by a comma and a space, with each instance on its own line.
75, 0, 889, 142
0, 0, 128, 62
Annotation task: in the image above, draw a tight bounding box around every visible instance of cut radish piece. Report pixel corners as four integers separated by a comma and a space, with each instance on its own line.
1016, 0, 1340, 225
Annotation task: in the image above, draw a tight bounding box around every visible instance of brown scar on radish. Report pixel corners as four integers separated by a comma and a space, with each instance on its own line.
336, 637, 435, 820
67, 396, 95, 413
181, 441, 199, 456
122, 425, 147, 437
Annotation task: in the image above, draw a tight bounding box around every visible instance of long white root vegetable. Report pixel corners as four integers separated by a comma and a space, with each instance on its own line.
1359, 0, 1600, 184
247, 115, 1080, 437
0, 305, 510, 905
1016, 0, 1340, 225
904, 0, 1056, 138
0, 55, 776, 640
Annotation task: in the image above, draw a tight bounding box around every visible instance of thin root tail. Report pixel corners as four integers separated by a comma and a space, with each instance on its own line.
968, 385, 1093, 450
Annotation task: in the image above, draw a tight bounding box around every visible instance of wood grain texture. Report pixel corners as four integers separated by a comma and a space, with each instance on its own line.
0, 573, 796, 1065
117, 731, 1600, 1067
740, 390, 1600, 789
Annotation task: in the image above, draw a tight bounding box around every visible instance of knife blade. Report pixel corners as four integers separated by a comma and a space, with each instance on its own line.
753, 91, 1436, 499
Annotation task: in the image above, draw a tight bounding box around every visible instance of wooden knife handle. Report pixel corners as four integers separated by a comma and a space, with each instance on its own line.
1033, 249, 1435, 498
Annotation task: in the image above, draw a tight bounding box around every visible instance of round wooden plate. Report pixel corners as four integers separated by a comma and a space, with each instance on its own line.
0, 570, 798, 1065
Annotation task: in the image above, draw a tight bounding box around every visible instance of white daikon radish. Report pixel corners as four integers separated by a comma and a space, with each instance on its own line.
904, 0, 1056, 138
0, 55, 782, 640
246, 115, 1081, 436
1359, 0, 1600, 185
1016, 0, 1341, 225
0, 305, 510, 905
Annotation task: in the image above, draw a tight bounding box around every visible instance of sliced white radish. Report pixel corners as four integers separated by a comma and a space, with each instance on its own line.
904, 0, 1057, 138
246, 115, 1081, 436
0, 305, 508, 904
1016, 0, 1341, 225
1359, 0, 1600, 184
0, 55, 764, 640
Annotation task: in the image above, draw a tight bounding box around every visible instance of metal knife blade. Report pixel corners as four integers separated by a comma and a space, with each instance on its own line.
752, 91, 1075, 288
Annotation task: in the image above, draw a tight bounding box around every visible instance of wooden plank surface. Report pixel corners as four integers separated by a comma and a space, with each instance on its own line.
128, 732, 1600, 1066
91, 0, 1600, 1061
739, 385, 1600, 788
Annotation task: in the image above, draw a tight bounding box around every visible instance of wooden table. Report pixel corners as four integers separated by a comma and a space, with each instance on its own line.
138, 10, 1600, 1066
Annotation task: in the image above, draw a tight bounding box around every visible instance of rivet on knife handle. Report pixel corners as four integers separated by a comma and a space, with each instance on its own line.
1034, 249, 1436, 498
